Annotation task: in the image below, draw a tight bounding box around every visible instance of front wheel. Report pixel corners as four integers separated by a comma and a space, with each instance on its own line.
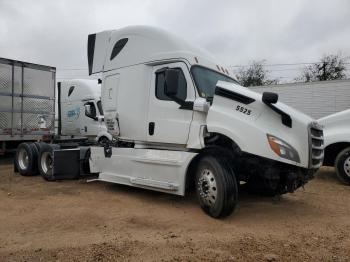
195, 155, 238, 218
335, 147, 350, 185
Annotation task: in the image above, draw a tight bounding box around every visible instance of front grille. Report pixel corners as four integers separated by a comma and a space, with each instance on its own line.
309, 122, 324, 169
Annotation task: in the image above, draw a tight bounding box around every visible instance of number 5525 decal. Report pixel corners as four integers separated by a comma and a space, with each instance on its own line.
236, 105, 252, 115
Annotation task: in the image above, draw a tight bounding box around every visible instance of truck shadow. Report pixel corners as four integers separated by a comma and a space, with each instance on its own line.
102, 181, 316, 220
0, 153, 15, 166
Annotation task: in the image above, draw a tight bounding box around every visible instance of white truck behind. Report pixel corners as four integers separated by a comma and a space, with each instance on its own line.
319, 110, 350, 184
16, 26, 324, 218
58, 79, 112, 143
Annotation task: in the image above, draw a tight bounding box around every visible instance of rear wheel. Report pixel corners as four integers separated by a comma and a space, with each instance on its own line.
15, 143, 38, 176
38, 144, 60, 181
33, 142, 45, 153
335, 147, 350, 185
195, 155, 238, 218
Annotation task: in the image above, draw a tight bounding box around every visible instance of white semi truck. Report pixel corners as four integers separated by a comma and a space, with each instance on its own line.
15, 26, 324, 218
319, 110, 350, 184
57, 79, 112, 143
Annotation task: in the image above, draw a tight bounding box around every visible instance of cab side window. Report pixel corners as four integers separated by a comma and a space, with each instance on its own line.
84, 101, 97, 120
155, 68, 187, 101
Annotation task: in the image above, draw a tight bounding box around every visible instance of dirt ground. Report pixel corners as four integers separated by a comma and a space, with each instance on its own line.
0, 155, 350, 262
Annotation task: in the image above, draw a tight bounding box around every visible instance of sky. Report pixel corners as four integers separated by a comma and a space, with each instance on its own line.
0, 0, 349, 82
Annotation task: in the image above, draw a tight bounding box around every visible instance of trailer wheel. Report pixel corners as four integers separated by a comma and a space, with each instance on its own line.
38, 143, 60, 181
335, 147, 350, 185
195, 155, 238, 218
15, 143, 38, 176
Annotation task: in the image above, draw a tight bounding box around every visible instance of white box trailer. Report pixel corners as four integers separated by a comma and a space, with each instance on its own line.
250, 79, 350, 119
0, 58, 56, 154
0, 57, 110, 155
15, 26, 325, 218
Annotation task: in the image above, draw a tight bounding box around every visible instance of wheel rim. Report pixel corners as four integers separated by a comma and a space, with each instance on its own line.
198, 168, 217, 207
18, 148, 29, 170
41, 152, 53, 176
344, 156, 350, 178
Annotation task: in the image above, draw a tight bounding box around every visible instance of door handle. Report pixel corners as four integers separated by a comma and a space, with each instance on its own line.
149, 122, 155, 136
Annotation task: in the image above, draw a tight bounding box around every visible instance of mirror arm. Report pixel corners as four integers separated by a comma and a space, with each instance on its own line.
168, 94, 193, 110
179, 101, 194, 110
264, 102, 292, 128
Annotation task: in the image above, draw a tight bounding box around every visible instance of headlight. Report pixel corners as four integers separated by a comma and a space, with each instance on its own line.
267, 134, 300, 163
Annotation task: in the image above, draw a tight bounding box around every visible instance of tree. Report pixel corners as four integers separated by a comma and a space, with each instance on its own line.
299, 54, 348, 82
236, 60, 278, 87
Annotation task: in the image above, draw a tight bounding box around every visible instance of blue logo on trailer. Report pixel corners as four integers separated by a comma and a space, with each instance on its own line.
67, 107, 80, 120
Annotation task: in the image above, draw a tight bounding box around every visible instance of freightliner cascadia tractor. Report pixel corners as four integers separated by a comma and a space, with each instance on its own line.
16, 26, 324, 218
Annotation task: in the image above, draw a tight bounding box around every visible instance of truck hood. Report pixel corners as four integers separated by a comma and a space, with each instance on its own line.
216, 81, 313, 125
206, 81, 317, 168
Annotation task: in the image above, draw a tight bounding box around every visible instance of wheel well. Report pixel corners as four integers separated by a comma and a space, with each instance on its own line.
204, 133, 241, 154
98, 136, 109, 142
185, 133, 240, 194
324, 142, 350, 166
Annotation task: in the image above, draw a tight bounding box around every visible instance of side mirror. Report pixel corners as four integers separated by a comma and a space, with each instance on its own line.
164, 69, 180, 97
262, 92, 278, 104
97, 115, 104, 122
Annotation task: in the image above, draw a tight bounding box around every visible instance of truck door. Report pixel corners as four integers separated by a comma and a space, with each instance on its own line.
82, 100, 99, 136
147, 62, 195, 145
101, 74, 120, 136
62, 100, 80, 136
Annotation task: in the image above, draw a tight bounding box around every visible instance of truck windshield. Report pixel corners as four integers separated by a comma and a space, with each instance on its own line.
191, 66, 239, 98
97, 100, 103, 115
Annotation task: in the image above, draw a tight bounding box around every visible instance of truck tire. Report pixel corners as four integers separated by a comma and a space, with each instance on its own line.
38, 143, 60, 181
15, 142, 39, 176
335, 147, 350, 185
195, 155, 238, 218
33, 142, 45, 153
